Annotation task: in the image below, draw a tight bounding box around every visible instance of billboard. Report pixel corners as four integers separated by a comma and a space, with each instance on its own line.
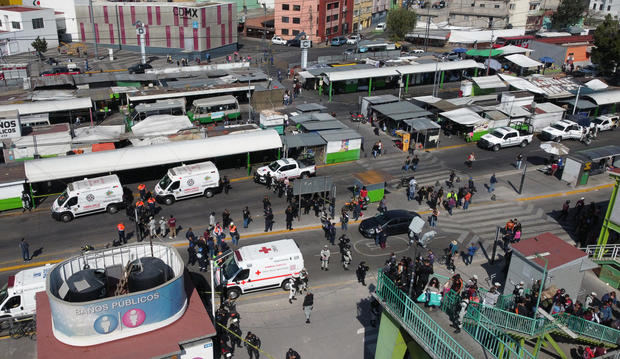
48, 275, 187, 347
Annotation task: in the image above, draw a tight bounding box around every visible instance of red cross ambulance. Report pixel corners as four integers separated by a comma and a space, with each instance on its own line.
215, 239, 304, 300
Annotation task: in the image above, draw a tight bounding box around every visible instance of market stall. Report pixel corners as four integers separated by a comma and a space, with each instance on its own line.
318, 128, 363, 164
439, 107, 491, 141
281, 133, 327, 161
352, 170, 392, 202
403, 117, 441, 150
360, 95, 399, 118
561, 145, 620, 186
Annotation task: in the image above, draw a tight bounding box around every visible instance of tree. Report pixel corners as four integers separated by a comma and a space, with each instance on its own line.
551, 0, 587, 30
591, 14, 620, 80
31, 36, 47, 58
386, 8, 417, 41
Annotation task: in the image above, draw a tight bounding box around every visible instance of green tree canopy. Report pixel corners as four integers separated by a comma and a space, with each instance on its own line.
386, 8, 417, 41
551, 0, 587, 30
31, 36, 48, 57
591, 14, 620, 79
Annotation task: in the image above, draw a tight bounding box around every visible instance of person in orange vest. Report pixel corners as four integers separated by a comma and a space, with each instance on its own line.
138, 183, 147, 200
147, 196, 156, 216
213, 222, 224, 247
229, 222, 239, 246
117, 222, 126, 244
135, 199, 145, 217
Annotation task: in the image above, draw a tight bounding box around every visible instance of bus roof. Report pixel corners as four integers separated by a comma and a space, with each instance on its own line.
134, 98, 186, 113
497, 35, 535, 40
0, 97, 92, 115
69, 174, 121, 192
236, 239, 301, 263
192, 95, 238, 106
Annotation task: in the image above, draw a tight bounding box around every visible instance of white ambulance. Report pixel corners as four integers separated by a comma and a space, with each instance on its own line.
154, 161, 221, 205
216, 239, 304, 300
0, 264, 52, 321
51, 175, 125, 222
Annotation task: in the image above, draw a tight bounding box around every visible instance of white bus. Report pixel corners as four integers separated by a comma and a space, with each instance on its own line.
188, 95, 241, 124
130, 98, 186, 125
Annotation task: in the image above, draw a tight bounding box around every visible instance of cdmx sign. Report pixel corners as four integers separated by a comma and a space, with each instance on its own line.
173, 7, 199, 18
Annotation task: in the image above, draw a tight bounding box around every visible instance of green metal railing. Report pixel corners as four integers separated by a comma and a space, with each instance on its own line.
441, 290, 536, 359
553, 313, 620, 344
375, 270, 475, 359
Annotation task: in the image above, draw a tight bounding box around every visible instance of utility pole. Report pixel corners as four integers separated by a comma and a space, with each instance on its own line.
135, 21, 146, 64
88, 0, 98, 58
423, 5, 431, 52
486, 26, 494, 76
262, 3, 267, 52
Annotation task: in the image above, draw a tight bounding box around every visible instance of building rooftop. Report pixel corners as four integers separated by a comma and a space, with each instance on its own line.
512, 232, 587, 270
535, 35, 593, 45
37, 274, 216, 359
0, 6, 44, 12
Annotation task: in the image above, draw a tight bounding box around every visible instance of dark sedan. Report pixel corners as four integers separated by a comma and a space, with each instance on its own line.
359, 210, 419, 238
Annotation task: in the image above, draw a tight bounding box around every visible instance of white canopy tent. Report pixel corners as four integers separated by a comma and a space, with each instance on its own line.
72, 126, 125, 143
498, 74, 545, 94
131, 115, 193, 137
505, 54, 543, 68
448, 28, 526, 43
440, 108, 486, 125
497, 45, 533, 55
584, 89, 620, 106
0, 97, 92, 115
472, 75, 507, 89
25, 130, 283, 183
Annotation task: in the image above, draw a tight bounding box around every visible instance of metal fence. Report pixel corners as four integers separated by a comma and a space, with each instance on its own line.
375, 270, 475, 359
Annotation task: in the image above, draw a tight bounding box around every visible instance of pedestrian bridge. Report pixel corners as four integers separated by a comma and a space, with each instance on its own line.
373, 270, 620, 359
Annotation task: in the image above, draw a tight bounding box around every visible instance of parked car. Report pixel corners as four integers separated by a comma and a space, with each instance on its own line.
375, 22, 386, 31
286, 38, 301, 47
478, 127, 533, 151
344, 48, 355, 56
411, 49, 424, 54
347, 34, 362, 44
572, 65, 598, 78
128, 63, 152, 74
540, 119, 583, 142
590, 114, 619, 132
254, 158, 316, 183
271, 36, 287, 45
331, 36, 347, 46
359, 210, 419, 238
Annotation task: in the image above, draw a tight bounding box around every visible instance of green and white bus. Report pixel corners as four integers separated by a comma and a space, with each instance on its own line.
188, 95, 241, 124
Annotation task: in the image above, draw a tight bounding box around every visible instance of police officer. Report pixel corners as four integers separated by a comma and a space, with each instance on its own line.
148, 216, 157, 239
285, 206, 294, 230
264, 207, 274, 232
356, 261, 369, 286
342, 245, 352, 270
286, 348, 301, 359
454, 294, 469, 333
21, 190, 32, 212
320, 245, 330, 271
117, 222, 126, 244
222, 175, 231, 194
228, 320, 242, 352
244, 331, 261, 359
288, 275, 298, 304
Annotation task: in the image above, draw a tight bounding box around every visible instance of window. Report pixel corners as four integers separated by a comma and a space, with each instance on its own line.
450, 14, 455, 19
32, 18, 43, 29
293, 17, 300, 24
608, 5, 611, 10
333, 25, 338, 32
66, 197, 78, 207
292, 29, 300, 35
282, 16, 289, 23
11, 21, 20, 30
281, 28, 289, 35
327, 3, 332, 9
600, 4, 604, 9
326, 27, 331, 35
0, 20, 3, 27
529, 4, 537, 10
293, 4, 301, 10
326, 15, 331, 22
593, 3, 597, 9
509, 3, 515, 9
494, 4, 500, 7
169, 182, 180, 191
354, 9, 360, 16
234, 269, 250, 282
2, 296, 20, 311
333, 14, 338, 21
480, 3, 485, 7
282, 4, 289, 10
471, 3, 475, 6
333, 2, 339, 8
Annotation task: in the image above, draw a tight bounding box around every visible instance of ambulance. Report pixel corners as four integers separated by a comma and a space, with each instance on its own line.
0, 264, 52, 320
154, 161, 221, 205
51, 175, 125, 222
216, 239, 304, 300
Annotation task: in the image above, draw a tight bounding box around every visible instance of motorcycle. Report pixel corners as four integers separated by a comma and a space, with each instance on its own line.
580, 131, 593, 146
81, 244, 95, 254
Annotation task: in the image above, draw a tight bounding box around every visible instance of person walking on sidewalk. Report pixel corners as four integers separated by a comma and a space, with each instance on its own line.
465, 243, 478, 265
463, 190, 472, 210
488, 173, 497, 193
408, 177, 417, 201
303, 292, 314, 323
19, 238, 30, 262
167, 215, 177, 238
516, 153, 524, 169
340, 208, 349, 231
243, 206, 251, 228
411, 155, 419, 171
285, 205, 294, 230
430, 208, 439, 228
320, 245, 330, 271
559, 200, 570, 221
466, 152, 475, 169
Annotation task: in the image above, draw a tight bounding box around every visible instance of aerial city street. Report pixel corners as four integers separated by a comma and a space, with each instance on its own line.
0, 0, 619, 358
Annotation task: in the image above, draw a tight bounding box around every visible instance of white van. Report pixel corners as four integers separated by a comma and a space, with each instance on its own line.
51, 175, 125, 222
216, 239, 304, 300
0, 265, 52, 320
154, 161, 221, 205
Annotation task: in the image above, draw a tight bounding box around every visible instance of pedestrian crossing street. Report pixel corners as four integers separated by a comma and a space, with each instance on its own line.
434, 200, 575, 254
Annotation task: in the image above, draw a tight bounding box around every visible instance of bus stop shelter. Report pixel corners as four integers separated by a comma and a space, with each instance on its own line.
293, 176, 334, 219
281, 133, 327, 160
561, 145, 620, 186
403, 117, 441, 150
353, 170, 392, 202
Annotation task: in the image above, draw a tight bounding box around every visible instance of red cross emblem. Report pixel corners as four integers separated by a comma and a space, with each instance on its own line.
240, 280, 246, 285
255, 270, 261, 276
258, 247, 272, 254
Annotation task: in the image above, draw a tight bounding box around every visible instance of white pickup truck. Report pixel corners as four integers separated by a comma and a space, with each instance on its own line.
478, 127, 534, 151
590, 114, 619, 132
254, 158, 316, 183
540, 120, 583, 142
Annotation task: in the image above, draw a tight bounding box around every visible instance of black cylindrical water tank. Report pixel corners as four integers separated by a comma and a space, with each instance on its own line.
64, 268, 107, 302
127, 257, 173, 293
